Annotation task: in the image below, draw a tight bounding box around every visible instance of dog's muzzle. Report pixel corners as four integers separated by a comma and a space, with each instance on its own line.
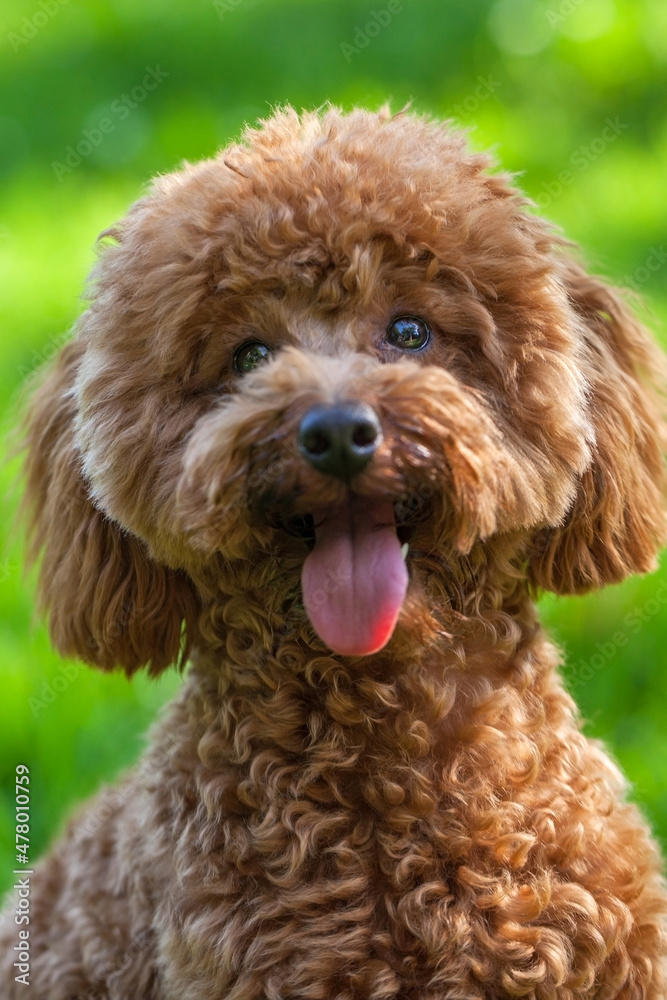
297, 402, 382, 480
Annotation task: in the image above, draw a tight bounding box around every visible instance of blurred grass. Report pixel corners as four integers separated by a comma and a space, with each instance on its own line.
1, 0, 666, 888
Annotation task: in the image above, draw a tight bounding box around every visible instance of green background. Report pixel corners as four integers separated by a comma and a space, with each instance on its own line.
1, 0, 666, 888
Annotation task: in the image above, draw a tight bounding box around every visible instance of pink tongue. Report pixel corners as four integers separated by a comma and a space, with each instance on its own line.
301, 499, 408, 657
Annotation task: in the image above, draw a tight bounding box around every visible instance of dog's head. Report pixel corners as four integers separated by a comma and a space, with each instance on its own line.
23, 106, 667, 671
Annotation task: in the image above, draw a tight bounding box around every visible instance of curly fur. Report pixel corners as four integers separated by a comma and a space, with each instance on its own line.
1, 104, 666, 999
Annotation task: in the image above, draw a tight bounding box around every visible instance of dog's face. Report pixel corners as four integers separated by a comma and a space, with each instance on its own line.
26, 107, 666, 670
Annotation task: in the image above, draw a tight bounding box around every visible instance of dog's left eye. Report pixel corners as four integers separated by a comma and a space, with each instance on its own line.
385, 315, 431, 351
233, 341, 273, 375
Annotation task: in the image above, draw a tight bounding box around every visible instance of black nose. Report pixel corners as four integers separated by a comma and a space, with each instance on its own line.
297, 403, 382, 480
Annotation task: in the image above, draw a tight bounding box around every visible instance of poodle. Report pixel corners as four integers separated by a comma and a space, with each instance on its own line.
1, 105, 666, 1000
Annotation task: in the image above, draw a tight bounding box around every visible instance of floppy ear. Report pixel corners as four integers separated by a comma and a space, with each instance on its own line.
22, 339, 201, 675
529, 262, 667, 594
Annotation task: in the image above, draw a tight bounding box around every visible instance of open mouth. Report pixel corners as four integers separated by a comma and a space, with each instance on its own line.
283, 511, 414, 550
298, 496, 410, 658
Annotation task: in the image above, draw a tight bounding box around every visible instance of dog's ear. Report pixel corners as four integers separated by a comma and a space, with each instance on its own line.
22, 339, 200, 675
528, 262, 667, 594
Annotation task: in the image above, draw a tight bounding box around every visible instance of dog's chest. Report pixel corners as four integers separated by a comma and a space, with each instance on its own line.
161, 765, 461, 998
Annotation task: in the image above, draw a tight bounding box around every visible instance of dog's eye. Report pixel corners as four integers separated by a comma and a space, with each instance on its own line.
233, 341, 272, 375
385, 316, 431, 351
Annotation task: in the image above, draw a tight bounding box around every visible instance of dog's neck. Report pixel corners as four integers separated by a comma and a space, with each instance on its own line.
170, 563, 557, 825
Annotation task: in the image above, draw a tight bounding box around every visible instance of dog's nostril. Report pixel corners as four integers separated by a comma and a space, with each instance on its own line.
352, 420, 378, 448
302, 429, 331, 457
298, 403, 382, 480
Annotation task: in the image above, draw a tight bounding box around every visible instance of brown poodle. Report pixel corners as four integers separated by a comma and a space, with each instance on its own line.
1, 105, 666, 999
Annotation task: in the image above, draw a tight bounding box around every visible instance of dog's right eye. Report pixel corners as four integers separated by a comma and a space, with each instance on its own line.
385, 315, 431, 351
233, 341, 273, 375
